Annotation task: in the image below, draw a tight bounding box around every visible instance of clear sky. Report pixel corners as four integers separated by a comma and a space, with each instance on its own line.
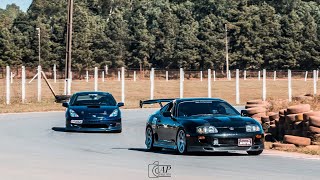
0, 0, 32, 11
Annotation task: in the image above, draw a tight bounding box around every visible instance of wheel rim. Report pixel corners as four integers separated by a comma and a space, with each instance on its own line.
177, 130, 186, 153
146, 128, 153, 149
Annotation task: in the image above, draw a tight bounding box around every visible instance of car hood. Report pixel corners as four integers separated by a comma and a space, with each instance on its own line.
68, 106, 118, 117
179, 115, 259, 130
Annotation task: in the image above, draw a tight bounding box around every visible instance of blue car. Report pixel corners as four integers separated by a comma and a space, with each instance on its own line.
62, 91, 124, 133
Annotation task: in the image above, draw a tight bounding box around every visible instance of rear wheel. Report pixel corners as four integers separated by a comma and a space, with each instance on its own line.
176, 129, 187, 154
145, 127, 161, 151
247, 150, 263, 155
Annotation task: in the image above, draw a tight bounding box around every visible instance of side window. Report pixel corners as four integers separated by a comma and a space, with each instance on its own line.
171, 102, 177, 116
160, 102, 173, 113
167, 103, 173, 112
225, 107, 234, 114
218, 103, 237, 115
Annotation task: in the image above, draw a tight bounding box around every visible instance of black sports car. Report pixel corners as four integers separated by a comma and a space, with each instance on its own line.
141, 98, 264, 155
62, 91, 124, 133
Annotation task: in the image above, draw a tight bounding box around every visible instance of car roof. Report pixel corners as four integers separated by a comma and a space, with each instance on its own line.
73, 91, 112, 96
175, 98, 225, 103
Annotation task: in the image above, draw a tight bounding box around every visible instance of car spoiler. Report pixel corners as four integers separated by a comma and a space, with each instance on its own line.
139, 98, 175, 108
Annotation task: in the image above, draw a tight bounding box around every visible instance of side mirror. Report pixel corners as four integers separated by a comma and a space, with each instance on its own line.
241, 110, 248, 117
62, 102, 69, 108
163, 111, 172, 117
117, 102, 124, 107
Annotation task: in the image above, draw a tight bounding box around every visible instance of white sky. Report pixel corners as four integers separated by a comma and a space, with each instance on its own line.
0, 0, 32, 11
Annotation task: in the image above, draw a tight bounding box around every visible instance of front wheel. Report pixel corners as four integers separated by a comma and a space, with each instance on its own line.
176, 129, 187, 154
65, 121, 71, 129
247, 150, 263, 155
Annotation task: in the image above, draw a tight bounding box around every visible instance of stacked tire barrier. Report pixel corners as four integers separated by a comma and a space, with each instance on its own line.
245, 100, 320, 149
283, 104, 311, 140
308, 116, 320, 146
262, 112, 279, 139
245, 100, 269, 124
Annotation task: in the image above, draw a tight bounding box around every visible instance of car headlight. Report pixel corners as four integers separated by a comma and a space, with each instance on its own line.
246, 124, 261, 132
69, 109, 79, 117
109, 109, 119, 117
196, 126, 218, 134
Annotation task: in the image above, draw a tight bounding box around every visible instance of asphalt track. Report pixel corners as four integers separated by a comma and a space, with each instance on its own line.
0, 108, 319, 180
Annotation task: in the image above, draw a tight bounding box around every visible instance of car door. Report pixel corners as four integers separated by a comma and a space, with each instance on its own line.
166, 102, 180, 144
155, 102, 176, 145
163, 118, 179, 146
154, 103, 171, 143
157, 102, 179, 146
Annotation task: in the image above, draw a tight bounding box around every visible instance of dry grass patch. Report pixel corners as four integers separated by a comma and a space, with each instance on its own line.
265, 142, 320, 155
269, 96, 320, 112
0, 99, 63, 113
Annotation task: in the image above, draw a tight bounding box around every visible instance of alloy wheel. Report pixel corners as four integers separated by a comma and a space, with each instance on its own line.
177, 130, 186, 154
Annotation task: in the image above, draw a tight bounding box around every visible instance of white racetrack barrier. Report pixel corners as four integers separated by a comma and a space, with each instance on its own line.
180, 68, 184, 98
37, 66, 42, 102
150, 68, 154, 100
288, 69, 292, 102
262, 69, 266, 101
305, 71, 308, 82
208, 69, 211, 98
22, 66, 26, 103
6, 66, 10, 105
166, 71, 168, 81
314, 70, 317, 95
121, 67, 125, 103
53, 64, 57, 83
86, 70, 89, 82
94, 67, 98, 91
236, 69, 240, 104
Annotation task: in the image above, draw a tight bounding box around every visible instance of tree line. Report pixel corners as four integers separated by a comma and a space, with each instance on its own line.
0, 0, 320, 73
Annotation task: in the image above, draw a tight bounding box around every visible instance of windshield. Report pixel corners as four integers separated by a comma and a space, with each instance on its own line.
71, 93, 116, 106
177, 100, 239, 117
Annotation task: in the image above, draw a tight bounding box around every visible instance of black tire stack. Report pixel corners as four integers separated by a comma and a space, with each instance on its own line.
308, 116, 320, 145
245, 100, 269, 124
246, 100, 320, 150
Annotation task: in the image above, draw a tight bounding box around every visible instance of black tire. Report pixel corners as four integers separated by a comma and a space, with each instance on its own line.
145, 126, 161, 151
66, 121, 71, 129
176, 129, 188, 155
247, 150, 263, 155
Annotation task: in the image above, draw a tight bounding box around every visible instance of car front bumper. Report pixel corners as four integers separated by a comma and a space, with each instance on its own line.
186, 133, 264, 152
66, 118, 122, 132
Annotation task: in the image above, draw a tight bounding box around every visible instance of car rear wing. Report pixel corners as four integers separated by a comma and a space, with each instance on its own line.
139, 99, 175, 108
